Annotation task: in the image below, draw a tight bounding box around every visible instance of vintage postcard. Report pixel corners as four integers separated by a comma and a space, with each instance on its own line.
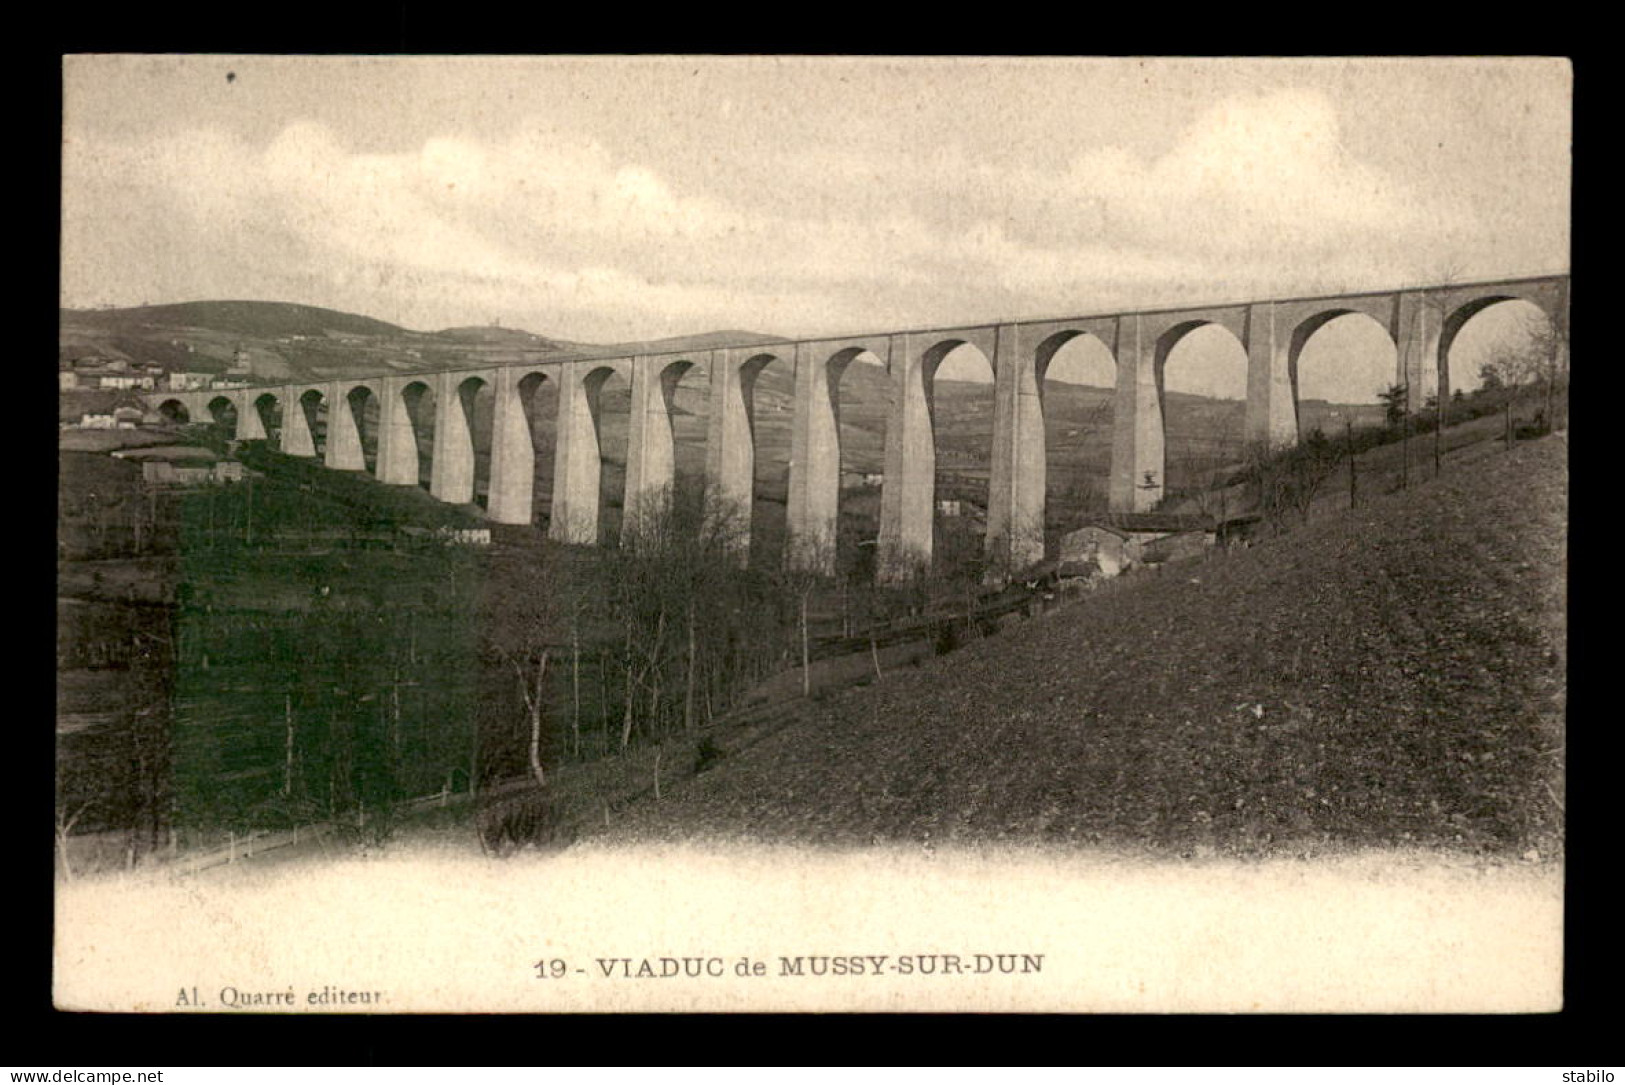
55, 55, 1569, 1013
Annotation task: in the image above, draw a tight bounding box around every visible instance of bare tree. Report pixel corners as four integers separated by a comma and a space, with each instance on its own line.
1483, 309, 1569, 434
55, 801, 94, 882
1247, 431, 1344, 533
482, 545, 568, 788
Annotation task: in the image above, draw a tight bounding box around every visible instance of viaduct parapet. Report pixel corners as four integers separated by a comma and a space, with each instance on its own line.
145, 274, 1569, 577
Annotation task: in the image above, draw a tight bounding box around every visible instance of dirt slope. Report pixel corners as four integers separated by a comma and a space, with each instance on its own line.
600, 436, 1567, 858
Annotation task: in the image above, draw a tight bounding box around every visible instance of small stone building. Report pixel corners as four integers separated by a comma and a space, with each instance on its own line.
1061, 513, 1218, 577
1059, 524, 1133, 578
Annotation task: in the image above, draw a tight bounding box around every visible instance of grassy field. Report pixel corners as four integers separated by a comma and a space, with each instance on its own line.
579, 433, 1567, 859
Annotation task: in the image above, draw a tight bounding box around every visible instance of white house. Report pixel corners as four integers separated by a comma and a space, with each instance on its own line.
99, 374, 156, 390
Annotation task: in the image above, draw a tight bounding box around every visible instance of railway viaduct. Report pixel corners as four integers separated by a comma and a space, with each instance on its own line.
145, 274, 1569, 577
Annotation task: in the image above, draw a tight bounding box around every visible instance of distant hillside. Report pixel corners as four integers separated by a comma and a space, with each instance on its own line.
599, 329, 792, 355
59, 300, 784, 386
62, 301, 407, 339
596, 435, 1567, 859
432, 326, 567, 349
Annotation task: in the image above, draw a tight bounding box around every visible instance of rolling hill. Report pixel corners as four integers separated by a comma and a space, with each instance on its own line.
58, 300, 803, 387
62, 300, 408, 339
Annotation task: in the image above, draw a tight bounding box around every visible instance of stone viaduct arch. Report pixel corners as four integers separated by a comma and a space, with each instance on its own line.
1433, 279, 1568, 405
875, 327, 999, 575
484, 368, 553, 526
204, 394, 238, 433
156, 397, 191, 424
136, 273, 1568, 578
758, 339, 884, 571
279, 386, 322, 458
988, 319, 1122, 570
550, 359, 632, 544
426, 371, 493, 505
706, 347, 787, 554
243, 390, 280, 441
325, 380, 380, 472
623, 354, 706, 545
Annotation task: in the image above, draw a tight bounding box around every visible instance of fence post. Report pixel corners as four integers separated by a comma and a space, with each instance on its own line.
1345, 420, 1357, 509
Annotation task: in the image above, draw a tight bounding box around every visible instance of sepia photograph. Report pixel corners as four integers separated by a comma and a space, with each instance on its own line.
55, 54, 1569, 1013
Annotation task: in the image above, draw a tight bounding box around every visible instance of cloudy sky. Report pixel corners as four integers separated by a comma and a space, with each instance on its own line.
61, 56, 1569, 399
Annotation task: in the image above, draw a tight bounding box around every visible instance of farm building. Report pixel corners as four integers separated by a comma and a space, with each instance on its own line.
1060, 513, 1218, 577
110, 445, 250, 486
1058, 524, 1134, 578
138, 460, 247, 486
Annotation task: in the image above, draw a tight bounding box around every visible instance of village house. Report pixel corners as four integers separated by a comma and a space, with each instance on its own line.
62, 355, 159, 390
401, 525, 492, 547
168, 371, 216, 391
110, 445, 249, 486
97, 373, 156, 390
138, 460, 248, 485
437, 526, 492, 546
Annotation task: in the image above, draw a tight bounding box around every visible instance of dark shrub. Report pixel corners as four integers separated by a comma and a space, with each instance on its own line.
693, 736, 726, 774
477, 783, 566, 857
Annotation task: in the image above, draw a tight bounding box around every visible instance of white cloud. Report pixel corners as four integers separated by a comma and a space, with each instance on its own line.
61, 89, 1511, 342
